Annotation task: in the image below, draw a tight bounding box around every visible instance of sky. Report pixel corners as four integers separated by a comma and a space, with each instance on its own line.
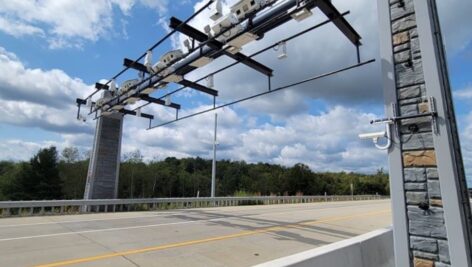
0, 0, 470, 185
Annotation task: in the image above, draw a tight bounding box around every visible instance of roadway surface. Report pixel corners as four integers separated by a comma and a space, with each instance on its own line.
0, 199, 391, 267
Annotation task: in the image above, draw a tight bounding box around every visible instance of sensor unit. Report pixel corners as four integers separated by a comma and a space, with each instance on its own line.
111, 104, 125, 111
212, 13, 239, 36
124, 97, 140, 105
290, 7, 313, 22
142, 87, 155, 95
224, 45, 242, 54
209, 0, 223, 21
163, 74, 184, 83
189, 56, 213, 68
227, 32, 259, 49
159, 49, 184, 66
230, 0, 267, 21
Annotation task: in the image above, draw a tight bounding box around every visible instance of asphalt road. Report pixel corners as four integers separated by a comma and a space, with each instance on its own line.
0, 199, 392, 267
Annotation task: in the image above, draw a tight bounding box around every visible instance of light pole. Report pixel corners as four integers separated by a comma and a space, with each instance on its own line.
211, 113, 217, 198
350, 182, 353, 200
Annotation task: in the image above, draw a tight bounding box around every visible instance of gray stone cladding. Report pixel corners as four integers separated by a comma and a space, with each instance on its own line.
88, 115, 123, 199
389, 0, 449, 266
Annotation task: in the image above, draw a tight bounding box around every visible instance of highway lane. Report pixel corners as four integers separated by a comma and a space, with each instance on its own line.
0, 199, 391, 267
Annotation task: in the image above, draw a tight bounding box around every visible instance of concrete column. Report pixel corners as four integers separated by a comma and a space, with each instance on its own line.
84, 105, 124, 200
379, 0, 472, 266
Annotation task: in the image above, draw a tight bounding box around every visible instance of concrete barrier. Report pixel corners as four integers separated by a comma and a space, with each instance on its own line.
254, 227, 394, 267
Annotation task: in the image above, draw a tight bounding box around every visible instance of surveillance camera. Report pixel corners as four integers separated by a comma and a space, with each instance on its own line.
358, 131, 386, 140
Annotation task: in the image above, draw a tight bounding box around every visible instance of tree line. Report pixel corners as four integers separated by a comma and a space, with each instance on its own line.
0, 146, 389, 201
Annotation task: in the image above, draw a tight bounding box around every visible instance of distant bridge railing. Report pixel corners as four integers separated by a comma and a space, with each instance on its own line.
0, 195, 388, 217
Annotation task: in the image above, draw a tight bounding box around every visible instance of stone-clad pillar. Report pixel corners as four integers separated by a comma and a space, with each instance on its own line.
379, 0, 472, 266
83, 107, 124, 200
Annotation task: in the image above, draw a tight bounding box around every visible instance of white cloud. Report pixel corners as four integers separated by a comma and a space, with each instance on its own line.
0, 0, 169, 48
0, 46, 95, 134
0, 140, 60, 162
0, 17, 45, 38
0, 47, 94, 108
117, 105, 388, 173
455, 86, 472, 100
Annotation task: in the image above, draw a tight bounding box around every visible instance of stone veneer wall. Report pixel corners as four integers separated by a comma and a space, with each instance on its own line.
389, 0, 450, 266
84, 113, 123, 200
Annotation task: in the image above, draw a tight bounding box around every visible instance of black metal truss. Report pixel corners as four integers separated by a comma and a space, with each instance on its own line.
138, 94, 181, 110
131, 10, 352, 115
123, 58, 148, 73
120, 109, 154, 119
96, 0, 323, 113
83, 0, 214, 100
169, 17, 274, 77
315, 0, 361, 46
80, 0, 366, 125
123, 58, 218, 96
76, 98, 154, 119
177, 80, 218, 96
95, 82, 109, 90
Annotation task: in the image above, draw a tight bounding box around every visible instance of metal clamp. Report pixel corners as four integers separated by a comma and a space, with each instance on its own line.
370, 96, 438, 133
360, 97, 438, 150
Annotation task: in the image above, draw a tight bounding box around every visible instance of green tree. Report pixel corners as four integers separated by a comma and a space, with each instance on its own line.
3, 147, 62, 200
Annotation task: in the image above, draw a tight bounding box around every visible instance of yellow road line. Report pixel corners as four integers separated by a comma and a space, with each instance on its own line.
35, 209, 390, 267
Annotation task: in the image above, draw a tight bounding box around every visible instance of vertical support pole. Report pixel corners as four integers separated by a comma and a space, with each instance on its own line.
268, 75, 272, 91
356, 44, 361, 64
211, 113, 218, 198
350, 183, 354, 200
415, 1, 472, 265
379, 0, 472, 266
83, 91, 124, 201
377, 1, 411, 266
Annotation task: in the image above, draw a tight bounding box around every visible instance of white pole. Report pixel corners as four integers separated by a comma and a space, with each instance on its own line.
350, 183, 353, 200
211, 113, 217, 198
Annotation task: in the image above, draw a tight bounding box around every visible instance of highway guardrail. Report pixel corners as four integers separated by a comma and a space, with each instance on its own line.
0, 195, 388, 217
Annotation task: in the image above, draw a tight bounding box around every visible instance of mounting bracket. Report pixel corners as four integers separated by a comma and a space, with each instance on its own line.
370, 96, 438, 134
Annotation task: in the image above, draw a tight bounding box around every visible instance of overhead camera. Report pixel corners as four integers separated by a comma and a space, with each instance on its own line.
358, 121, 392, 150
358, 131, 386, 141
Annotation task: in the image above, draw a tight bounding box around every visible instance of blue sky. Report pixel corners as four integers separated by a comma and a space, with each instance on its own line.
0, 0, 470, 186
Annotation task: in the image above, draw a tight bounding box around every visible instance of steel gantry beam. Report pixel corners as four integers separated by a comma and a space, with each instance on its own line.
178, 79, 218, 96
76, 98, 154, 119
315, 0, 362, 46
89, 0, 366, 124
138, 94, 181, 110
95, 82, 110, 90
169, 17, 274, 77
123, 58, 218, 96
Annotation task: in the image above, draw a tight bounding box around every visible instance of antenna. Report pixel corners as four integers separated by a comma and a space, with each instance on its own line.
206, 74, 215, 88
276, 41, 287, 59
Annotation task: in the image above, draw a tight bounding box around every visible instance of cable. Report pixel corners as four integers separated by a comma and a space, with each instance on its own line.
148, 59, 375, 129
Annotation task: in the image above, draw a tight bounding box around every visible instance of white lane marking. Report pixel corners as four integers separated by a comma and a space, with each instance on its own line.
0, 212, 185, 228
0, 218, 225, 242
0, 202, 390, 242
